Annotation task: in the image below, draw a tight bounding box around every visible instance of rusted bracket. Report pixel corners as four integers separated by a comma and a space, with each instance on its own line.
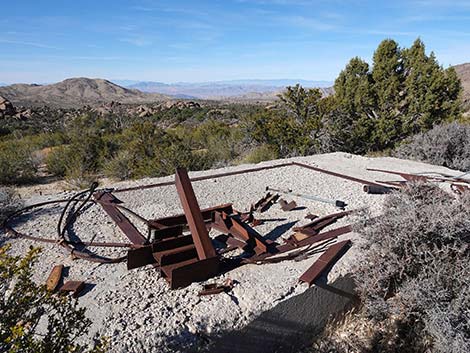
94, 191, 147, 245
59, 280, 85, 298
279, 199, 297, 211
299, 240, 351, 286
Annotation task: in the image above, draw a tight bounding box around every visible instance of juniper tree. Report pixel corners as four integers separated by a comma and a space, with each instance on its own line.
401, 38, 461, 134
371, 39, 404, 147
330, 57, 376, 153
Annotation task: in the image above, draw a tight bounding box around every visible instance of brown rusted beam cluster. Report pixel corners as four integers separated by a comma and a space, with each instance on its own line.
93, 166, 359, 289
9, 161, 381, 294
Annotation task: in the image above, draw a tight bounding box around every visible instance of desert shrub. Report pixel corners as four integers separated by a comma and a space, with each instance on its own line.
0, 187, 22, 224
353, 183, 470, 352
395, 122, 470, 171
0, 246, 108, 352
308, 184, 469, 353
103, 150, 134, 181
0, 141, 39, 185
45, 145, 72, 177
240, 144, 279, 164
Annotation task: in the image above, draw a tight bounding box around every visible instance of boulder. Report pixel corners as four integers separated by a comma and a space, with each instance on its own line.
0, 96, 16, 117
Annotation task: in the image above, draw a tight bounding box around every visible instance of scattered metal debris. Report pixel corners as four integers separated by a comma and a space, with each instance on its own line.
4, 163, 371, 291
266, 186, 347, 209
253, 192, 280, 213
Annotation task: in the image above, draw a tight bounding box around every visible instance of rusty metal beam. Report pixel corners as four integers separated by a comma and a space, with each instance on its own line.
299, 240, 351, 286
175, 168, 216, 260
148, 203, 233, 229
94, 192, 147, 245
367, 168, 429, 182
292, 162, 385, 187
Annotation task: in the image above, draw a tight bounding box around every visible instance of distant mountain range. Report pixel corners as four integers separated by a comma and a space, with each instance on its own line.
0, 78, 168, 108
1, 65, 468, 109
115, 79, 333, 99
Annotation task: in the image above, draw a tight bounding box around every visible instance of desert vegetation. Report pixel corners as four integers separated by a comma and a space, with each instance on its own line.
0, 38, 465, 188
0, 246, 108, 353
308, 183, 470, 353
395, 122, 470, 171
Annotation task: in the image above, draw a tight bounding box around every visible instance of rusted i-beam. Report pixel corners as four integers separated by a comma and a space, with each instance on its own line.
94, 191, 147, 245
299, 240, 351, 286
175, 168, 216, 260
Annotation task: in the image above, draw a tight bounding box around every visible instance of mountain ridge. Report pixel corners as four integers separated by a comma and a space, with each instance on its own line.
0, 78, 168, 108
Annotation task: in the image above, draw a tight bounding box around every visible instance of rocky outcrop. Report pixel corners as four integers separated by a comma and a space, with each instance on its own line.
162, 101, 201, 110
0, 96, 16, 117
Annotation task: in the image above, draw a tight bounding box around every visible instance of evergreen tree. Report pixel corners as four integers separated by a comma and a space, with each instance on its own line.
371, 39, 404, 148
402, 39, 461, 134
331, 57, 376, 153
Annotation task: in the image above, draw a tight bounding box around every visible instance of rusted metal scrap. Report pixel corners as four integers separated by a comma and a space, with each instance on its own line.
211, 211, 270, 254
253, 192, 280, 213
279, 199, 297, 211
291, 210, 353, 239
363, 184, 394, 194
59, 281, 85, 298
305, 213, 318, 220
46, 264, 64, 292
299, 240, 351, 286
451, 183, 470, 195
198, 278, 234, 296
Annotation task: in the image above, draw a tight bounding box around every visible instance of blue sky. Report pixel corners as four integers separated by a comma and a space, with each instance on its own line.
1, 0, 470, 84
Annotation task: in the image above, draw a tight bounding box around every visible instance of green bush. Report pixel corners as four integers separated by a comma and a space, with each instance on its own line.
240, 144, 279, 164
0, 141, 38, 185
45, 146, 71, 177
0, 246, 108, 353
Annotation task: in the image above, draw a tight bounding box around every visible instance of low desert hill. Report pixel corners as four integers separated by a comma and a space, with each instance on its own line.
0, 78, 169, 108
454, 63, 470, 110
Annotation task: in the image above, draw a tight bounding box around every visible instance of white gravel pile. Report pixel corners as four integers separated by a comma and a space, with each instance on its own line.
1, 152, 462, 352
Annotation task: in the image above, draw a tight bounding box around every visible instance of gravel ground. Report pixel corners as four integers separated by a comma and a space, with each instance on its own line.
1, 152, 463, 352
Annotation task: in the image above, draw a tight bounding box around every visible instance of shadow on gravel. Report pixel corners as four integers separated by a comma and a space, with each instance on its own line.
204, 275, 356, 353
264, 221, 298, 242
